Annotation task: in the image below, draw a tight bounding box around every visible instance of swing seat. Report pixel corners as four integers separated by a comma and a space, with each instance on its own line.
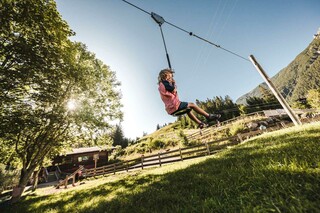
171, 108, 192, 116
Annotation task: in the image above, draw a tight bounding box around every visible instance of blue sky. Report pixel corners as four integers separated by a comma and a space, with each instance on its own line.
56, 0, 320, 139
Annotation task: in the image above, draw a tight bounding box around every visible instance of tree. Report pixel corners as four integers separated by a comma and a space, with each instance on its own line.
195, 96, 240, 121
291, 97, 310, 109
112, 124, 128, 148
238, 104, 247, 115
258, 85, 276, 103
0, 0, 122, 202
156, 124, 161, 130
307, 89, 320, 109
245, 96, 265, 113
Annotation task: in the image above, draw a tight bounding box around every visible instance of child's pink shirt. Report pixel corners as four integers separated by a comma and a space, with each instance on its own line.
158, 82, 180, 114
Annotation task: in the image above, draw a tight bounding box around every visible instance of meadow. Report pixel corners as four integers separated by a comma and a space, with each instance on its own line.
1, 122, 320, 212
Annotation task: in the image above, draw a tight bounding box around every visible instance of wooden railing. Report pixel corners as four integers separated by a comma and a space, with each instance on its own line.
83, 131, 268, 178
56, 165, 84, 189
186, 109, 320, 142
187, 111, 265, 141
62, 113, 320, 187
84, 118, 309, 180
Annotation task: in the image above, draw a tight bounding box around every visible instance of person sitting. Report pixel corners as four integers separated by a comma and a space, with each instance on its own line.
158, 68, 221, 129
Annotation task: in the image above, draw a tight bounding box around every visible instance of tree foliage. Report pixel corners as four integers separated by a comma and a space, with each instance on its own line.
196, 96, 240, 121
111, 124, 130, 148
0, 0, 122, 202
307, 89, 320, 109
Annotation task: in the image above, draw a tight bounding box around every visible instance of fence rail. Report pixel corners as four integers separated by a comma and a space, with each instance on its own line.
186, 109, 319, 142
56, 165, 84, 189
84, 120, 303, 180
83, 134, 259, 178
187, 111, 265, 141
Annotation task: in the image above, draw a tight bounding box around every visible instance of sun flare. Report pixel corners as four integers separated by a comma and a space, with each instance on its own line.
67, 99, 77, 111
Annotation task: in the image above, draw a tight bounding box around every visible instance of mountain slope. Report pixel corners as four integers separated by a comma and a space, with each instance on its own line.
237, 31, 320, 105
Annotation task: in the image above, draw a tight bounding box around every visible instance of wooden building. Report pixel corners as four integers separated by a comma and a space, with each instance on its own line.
52, 146, 110, 173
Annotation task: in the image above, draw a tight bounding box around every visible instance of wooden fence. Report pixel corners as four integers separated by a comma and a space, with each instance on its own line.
187, 109, 320, 142
53, 120, 285, 188
83, 129, 271, 179
58, 113, 320, 187
56, 165, 84, 189
187, 111, 265, 141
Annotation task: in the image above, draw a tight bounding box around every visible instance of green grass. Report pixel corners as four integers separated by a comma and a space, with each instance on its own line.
1, 122, 320, 212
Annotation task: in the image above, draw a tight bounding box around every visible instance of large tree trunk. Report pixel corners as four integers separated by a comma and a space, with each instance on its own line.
11, 186, 25, 203
10, 167, 35, 203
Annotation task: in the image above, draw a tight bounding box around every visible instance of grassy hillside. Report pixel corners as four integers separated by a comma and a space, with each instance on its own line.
123, 113, 270, 158
1, 122, 320, 212
122, 122, 199, 159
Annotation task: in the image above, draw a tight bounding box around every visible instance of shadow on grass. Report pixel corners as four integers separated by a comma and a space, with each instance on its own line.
1, 127, 320, 212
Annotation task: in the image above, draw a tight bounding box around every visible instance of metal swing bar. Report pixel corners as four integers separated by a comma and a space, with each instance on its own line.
151, 12, 172, 69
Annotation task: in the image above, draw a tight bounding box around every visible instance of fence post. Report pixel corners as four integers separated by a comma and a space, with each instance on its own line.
141, 155, 144, 170
205, 143, 210, 155
126, 161, 129, 172
237, 133, 243, 142
72, 175, 75, 187
113, 164, 116, 175
64, 175, 68, 189
158, 152, 162, 167
179, 148, 183, 161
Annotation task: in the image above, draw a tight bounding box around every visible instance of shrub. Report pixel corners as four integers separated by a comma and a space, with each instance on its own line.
135, 142, 152, 154
150, 139, 166, 149
109, 146, 124, 160
124, 145, 136, 156
229, 121, 247, 136
164, 139, 179, 147
0, 164, 20, 193
307, 89, 320, 109
178, 130, 189, 146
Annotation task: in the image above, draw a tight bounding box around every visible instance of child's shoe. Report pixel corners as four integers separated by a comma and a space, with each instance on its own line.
198, 122, 207, 129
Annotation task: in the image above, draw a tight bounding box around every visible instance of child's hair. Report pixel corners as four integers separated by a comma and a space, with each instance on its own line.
158, 68, 174, 84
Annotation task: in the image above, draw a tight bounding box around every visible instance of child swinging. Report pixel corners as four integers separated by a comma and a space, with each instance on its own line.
158, 68, 221, 129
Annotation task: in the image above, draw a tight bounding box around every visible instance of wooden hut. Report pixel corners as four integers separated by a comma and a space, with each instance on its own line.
52, 146, 110, 173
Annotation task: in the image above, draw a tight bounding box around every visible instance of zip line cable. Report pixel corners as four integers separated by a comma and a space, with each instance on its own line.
122, 1, 303, 127
121, 0, 250, 62
122, 0, 150, 15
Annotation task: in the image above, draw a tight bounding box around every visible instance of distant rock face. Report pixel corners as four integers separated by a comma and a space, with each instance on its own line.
236, 28, 320, 105
314, 28, 320, 39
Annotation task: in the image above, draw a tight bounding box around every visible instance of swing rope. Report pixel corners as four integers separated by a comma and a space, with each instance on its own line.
159, 26, 172, 69
121, 0, 250, 62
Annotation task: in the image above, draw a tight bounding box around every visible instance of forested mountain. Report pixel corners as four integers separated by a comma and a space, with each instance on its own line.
237, 29, 320, 105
